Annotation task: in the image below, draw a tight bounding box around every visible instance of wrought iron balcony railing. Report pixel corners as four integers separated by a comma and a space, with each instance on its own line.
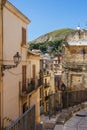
44, 83, 50, 88
45, 95, 49, 101
19, 78, 43, 96
38, 78, 43, 86
19, 82, 35, 96
43, 70, 51, 77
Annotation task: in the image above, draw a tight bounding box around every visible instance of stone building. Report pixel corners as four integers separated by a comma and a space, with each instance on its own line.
52, 55, 62, 92
62, 29, 87, 91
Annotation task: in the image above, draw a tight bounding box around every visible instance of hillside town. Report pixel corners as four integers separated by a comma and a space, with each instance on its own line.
0, 1, 87, 130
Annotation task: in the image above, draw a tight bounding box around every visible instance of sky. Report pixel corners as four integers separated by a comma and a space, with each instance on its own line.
9, 0, 87, 42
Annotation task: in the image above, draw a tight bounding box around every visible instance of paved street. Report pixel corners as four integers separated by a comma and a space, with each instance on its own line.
36, 124, 43, 130
54, 125, 63, 130
40, 102, 87, 130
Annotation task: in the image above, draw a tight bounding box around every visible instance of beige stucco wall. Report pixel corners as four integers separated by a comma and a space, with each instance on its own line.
2, 5, 29, 121
50, 72, 55, 93
0, 1, 3, 127
62, 30, 87, 90
27, 56, 40, 80
0, 1, 3, 60
63, 46, 87, 63
27, 55, 41, 124
43, 71, 55, 96
29, 89, 40, 124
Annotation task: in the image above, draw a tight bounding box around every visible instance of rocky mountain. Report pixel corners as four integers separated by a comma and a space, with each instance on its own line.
29, 28, 74, 44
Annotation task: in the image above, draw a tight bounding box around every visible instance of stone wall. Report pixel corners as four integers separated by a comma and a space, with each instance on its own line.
62, 30, 87, 90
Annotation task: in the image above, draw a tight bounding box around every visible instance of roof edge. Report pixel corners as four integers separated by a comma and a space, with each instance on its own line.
5, 1, 30, 24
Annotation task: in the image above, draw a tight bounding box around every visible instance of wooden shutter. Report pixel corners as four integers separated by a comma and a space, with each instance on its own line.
22, 65, 26, 91
32, 65, 36, 78
22, 27, 26, 45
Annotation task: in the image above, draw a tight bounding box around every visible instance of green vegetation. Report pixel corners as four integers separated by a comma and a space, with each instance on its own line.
49, 28, 74, 38
29, 28, 74, 57
29, 40, 62, 57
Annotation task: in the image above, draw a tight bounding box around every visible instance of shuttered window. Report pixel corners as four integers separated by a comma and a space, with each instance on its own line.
32, 65, 36, 78
22, 65, 26, 91
22, 27, 26, 45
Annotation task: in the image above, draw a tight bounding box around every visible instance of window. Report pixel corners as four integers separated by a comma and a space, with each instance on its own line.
23, 102, 28, 113
32, 65, 36, 78
40, 88, 42, 98
45, 91, 47, 96
22, 65, 26, 91
40, 100, 42, 106
22, 27, 26, 45
45, 79, 47, 84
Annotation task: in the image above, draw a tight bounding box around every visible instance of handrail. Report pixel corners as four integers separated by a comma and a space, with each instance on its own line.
6, 105, 35, 130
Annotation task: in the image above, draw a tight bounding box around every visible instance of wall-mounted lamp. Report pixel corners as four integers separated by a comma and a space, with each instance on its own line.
1, 52, 21, 75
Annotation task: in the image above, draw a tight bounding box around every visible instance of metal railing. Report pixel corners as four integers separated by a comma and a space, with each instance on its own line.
47, 90, 87, 118
43, 70, 51, 77
6, 105, 35, 130
19, 78, 43, 96
44, 83, 50, 88
62, 90, 87, 108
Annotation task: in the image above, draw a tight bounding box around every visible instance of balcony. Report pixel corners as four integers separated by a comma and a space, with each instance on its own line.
19, 81, 35, 97
45, 95, 49, 101
44, 83, 50, 88
43, 70, 51, 77
38, 78, 43, 86
19, 78, 43, 97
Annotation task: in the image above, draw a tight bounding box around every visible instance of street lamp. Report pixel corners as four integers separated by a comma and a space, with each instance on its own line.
13, 52, 21, 65
1, 52, 21, 75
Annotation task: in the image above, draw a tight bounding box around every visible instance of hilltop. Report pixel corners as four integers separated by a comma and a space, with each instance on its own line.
29, 28, 74, 43
28, 28, 74, 56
